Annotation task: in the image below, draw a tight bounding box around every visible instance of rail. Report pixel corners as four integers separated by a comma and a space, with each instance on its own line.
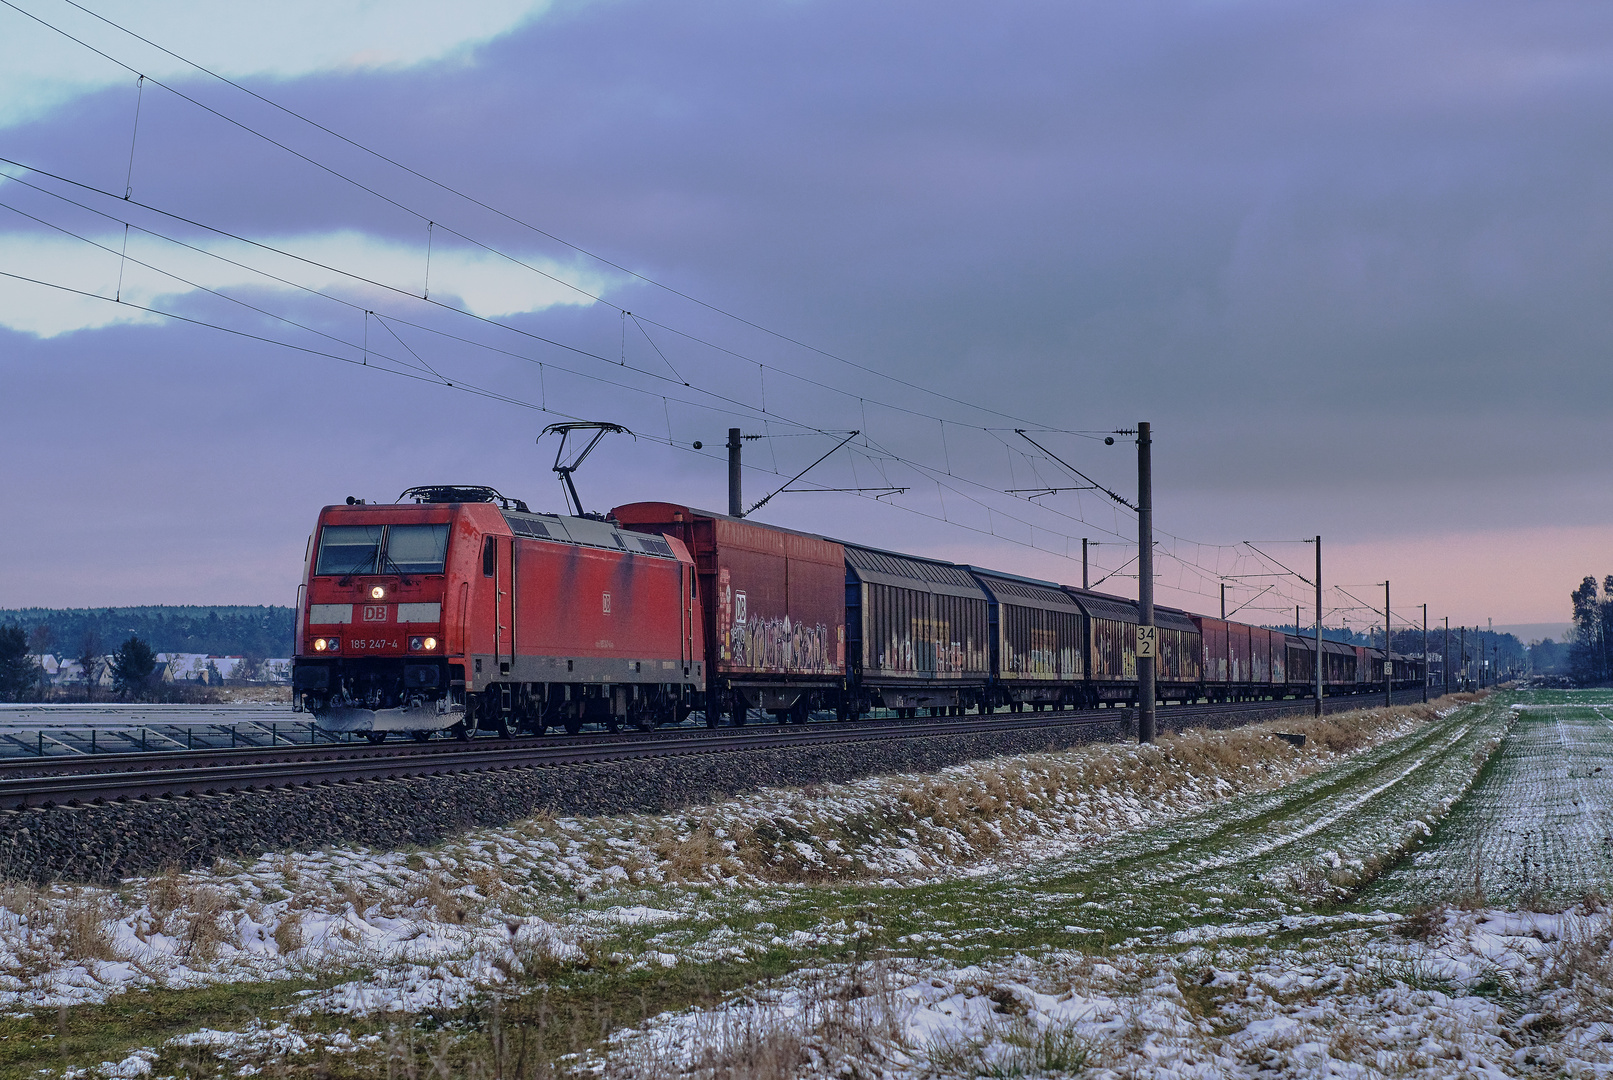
0, 687, 1434, 809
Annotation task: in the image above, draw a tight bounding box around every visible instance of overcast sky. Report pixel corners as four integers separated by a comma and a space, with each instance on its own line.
3, 0, 1609, 633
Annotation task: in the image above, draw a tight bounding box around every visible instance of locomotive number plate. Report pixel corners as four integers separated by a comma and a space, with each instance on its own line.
350, 638, 402, 651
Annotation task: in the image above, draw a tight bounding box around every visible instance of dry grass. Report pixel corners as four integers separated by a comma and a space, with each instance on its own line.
143, 868, 239, 960
595, 962, 907, 1080
0, 883, 118, 976
672, 699, 1451, 886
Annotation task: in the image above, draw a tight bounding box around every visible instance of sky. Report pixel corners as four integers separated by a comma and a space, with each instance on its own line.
2, 0, 1610, 634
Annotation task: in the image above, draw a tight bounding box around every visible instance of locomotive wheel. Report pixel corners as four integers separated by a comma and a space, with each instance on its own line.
494, 715, 513, 739
705, 710, 719, 729
365, 732, 387, 744
732, 709, 747, 727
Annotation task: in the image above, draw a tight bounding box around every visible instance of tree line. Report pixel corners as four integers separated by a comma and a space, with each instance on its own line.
1568, 576, 1613, 684
0, 626, 162, 701
0, 606, 294, 659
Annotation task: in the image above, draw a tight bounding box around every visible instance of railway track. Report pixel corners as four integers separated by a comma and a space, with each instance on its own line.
0, 688, 1435, 809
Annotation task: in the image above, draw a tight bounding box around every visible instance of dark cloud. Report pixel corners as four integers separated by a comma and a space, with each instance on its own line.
4, 0, 1613, 617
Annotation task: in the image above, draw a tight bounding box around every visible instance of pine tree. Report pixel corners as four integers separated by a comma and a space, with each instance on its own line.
0, 624, 36, 702
111, 635, 156, 696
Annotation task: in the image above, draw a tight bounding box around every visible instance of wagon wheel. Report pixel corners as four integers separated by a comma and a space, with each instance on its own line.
451, 720, 471, 741
365, 732, 387, 744
411, 731, 431, 743
564, 714, 583, 735
705, 709, 719, 729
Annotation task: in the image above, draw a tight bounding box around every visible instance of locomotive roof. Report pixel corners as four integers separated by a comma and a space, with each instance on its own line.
501, 510, 677, 560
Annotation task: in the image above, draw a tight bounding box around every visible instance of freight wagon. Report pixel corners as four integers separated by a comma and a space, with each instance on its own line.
966, 567, 1086, 712
843, 543, 990, 716
612, 502, 845, 725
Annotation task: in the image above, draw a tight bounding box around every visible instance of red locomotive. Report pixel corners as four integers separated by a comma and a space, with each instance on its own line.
292, 487, 703, 740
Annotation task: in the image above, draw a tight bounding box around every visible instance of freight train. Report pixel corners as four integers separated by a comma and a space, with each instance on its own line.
291, 486, 1424, 739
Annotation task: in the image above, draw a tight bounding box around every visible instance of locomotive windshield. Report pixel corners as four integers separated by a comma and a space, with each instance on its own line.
386, 524, 449, 573
314, 523, 449, 576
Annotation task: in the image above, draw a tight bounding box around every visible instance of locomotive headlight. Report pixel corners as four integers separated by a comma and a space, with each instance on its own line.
312, 637, 341, 652
423, 636, 437, 651
313, 638, 327, 652
370, 585, 386, 600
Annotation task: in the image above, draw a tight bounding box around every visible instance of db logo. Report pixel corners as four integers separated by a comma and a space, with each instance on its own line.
362, 605, 389, 622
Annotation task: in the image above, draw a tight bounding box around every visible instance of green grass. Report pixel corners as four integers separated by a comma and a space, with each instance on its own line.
1358, 689, 1613, 909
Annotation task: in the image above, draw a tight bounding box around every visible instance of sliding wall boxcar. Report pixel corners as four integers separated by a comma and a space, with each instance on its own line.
1286, 636, 1359, 689
1199, 617, 1230, 684
1155, 607, 1204, 690
966, 567, 1086, 707
1265, 627, 1286, 683
611, 502, 846, 713
1067, 590, 1138, 700
1064, 591, 1202, 702
844, 544, 989, 711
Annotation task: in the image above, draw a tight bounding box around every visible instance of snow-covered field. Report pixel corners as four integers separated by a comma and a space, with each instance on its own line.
13, 690, 1613, 1078
592, 901, 1613, 1079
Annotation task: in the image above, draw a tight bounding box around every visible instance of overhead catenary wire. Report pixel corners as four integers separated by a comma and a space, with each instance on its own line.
0, 154, 1158, 558
0, 165, 1186, 573
29, 0, 1107, 433
0, 6, 1334, 610
0, 0, 1090, 442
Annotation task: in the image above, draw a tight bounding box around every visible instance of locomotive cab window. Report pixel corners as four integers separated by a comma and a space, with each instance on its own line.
314, 525, 383, 575
482, 536, 497, 577
314, 523, 449, 576
386, 524, 449, 574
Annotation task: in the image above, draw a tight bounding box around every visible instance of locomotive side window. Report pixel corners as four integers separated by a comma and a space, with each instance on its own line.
314, 525, 383, 575
483, 536, 497, 577
387, 524, 449, 574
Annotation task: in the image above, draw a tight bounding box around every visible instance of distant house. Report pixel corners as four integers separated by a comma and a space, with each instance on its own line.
84, 657, 115, 689
28, 655, 59, 684
159, 653, 219, 683
54, 658, 114, 688
148, 660, 176, 685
